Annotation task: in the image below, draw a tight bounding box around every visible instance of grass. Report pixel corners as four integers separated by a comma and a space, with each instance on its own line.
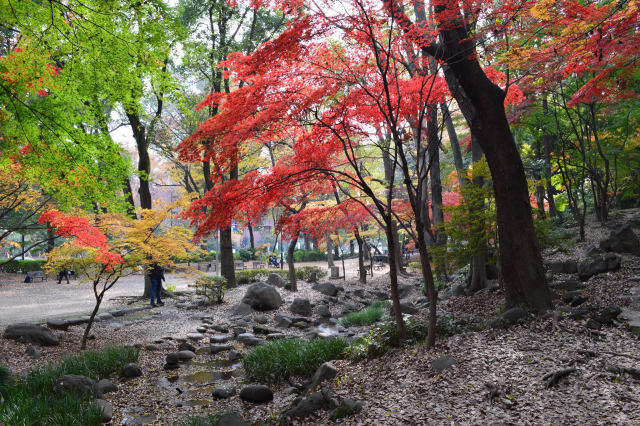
0, 345, 139, 425
340, 300, 389, 327
242, 337, 348, 383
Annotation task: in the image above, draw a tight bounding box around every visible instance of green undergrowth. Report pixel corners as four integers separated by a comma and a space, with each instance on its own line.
243, 337, 348, 383
235, 266, 327, 285
0, 346, 139, 425
340, 300, 389, 327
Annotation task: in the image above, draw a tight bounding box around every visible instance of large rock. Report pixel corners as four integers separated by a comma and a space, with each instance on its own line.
91, 399, 113, 423
313, 282, 339, 297
290, 298, 312, 317
177, 350, 196, 361
231, 302, 253, 317
3, 324, 59, 346
212, 385, 237, 399
315, 305, 331, 318
52, 374, 98, 398
122, 363, 142, 378
274, 314, 293, 328
329, 399, 364, 421
599, 224, 640, 255
488, 307, 528, 329
547, 260, 578, 274
266, 273, 285, 288
96, 379, 118, 395
283, 391, 332, 419
239, 385, 273, 403
217, 412, 248, 426
578, 253, 621, 281
390, 302, 419, 315
308, 361, 338, 391
242, 283, 283, 311
210, 344, 233, 354
397, 283, 414, 299
46, 319, 69, 331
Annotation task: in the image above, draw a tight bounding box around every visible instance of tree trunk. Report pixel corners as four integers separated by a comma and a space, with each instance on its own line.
81, 292, 103, 350
248, 224, 255, 252
468, 137, 488, 294
355, 227, 366, 284
427, 104, 447, 278
304, 234, 311, 251
441, 62, 551, 312
287, 235, 298, 291
47, 228, 55, 253
327, 233, 334, 268
122, 176, 137, 219
220, 227, 236, 287
386, 221, 407, 340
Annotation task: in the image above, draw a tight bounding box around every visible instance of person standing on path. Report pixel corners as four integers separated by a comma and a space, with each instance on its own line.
148, 263, 165, 307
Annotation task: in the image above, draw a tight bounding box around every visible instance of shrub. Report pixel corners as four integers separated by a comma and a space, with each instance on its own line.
408, 262, 421, 273
0, 259, 47, 273
344, 317, 429, 361
340, 301, 389, 327
0, 346, 139, 425
0, 366, 12, 394
295, 266, 327, 281
194, 275, 226, 303
235, 269, 277, 284
293, 249, 327, 262
243, 337, 348, 382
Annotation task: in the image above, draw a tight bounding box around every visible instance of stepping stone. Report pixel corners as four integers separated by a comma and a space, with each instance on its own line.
47, 319, 69, 331
239, 385, 273, 403
211, 335, 230, 344
96, 313, 115, 322
212, 385, 236, 399
187, 333, 205, 341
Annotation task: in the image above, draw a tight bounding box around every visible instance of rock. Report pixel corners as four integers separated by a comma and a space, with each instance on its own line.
549, 280, 583, 292
212, 324, 230, 333
266, 273, 285, 288
210, 344, 233, 354
228, 350, 242, 361
254, 314, 268, 324
46, 319, 69, 331
178, 342, 196, 352
390, 302, 419, 315
196, 326, 207, 333
340, 304, 359, 316
231, 302, 254, 317
237, 333, 263, 347
166, 353, 181, 366
578, 253, 622, 281
582, 245, 602, 258
186, 333, 205, 341
562, 290, 583, 304
570, 296, 588, 307
266, 333, 286, 340
477, 280, 500, 294
91, 399, 113, 423
290, 298, 312, 316
599, 224, 640, 255
397, 284, 414, 299
489, 307, 528, 329
594, 305, 622, 325
329, 399, 364, 421
432, 355, 457, 373
568, 308, 590, 320
217, 412, 248, 426
313, 282, 339, 297
210, 334, 230, 344
548, 260, 578, 274
144, 344, 160, 351
315, 305, 331, 318
239, 385, 273, 403
242, 283, 283, 311
212, 385, 237, 399
3, 323, 59, 346
308, 361, 338, 391
66, 316, 91, 326
274, 314, 293, 328
164, 363, 180, 370
177, 350, 196, 361
25, 345, 41, 358
283, 391, 331, 419
122, 363, 142, 378
452, 283, 466, 297
232, 327, 247, 336
96, 379, 118, 395
253, 325, 274, 335
586, 319, 602, 330
96, 312, 115, 322
52, 374, 98, 397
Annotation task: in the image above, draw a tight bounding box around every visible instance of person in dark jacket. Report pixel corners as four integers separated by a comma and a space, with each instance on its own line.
148, 263, 165, 307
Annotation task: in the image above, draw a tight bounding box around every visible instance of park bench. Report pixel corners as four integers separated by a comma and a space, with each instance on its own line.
234, 260, 246, 271
26, 271, 47, 282
252, 261, 266, 269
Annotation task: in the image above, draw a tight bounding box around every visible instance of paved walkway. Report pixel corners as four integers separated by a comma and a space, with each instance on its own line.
0, 273, 195, 327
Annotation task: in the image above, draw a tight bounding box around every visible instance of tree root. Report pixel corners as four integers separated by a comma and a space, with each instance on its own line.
543, 367, 577, 388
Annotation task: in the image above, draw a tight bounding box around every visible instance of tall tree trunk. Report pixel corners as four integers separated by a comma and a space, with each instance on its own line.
386, 221, 406, 340
248, 224, 255, 252
47, 228, 55, 253
468, 138, 488, 294
386, 0, 552, 312
427, 104, 447, 278
287, 235, 298, 291
355, 227, 366, 284
304, 234, 311, 250
122, 176, 137, 219
327, 233, 334, 268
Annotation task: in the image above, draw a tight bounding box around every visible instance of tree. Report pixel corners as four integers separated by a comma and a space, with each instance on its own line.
41, 200, 196, 349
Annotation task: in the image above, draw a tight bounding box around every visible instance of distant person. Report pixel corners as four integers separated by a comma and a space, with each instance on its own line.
57, 269, 70, 284
148, 263, 165, 307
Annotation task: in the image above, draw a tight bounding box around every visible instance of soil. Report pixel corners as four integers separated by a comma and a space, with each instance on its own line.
2, 216, 640, 425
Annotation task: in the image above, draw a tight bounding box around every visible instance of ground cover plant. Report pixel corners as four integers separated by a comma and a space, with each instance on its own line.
340, 300, 390, 327
242, 337, 348, 382
0, 346, 139, 425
